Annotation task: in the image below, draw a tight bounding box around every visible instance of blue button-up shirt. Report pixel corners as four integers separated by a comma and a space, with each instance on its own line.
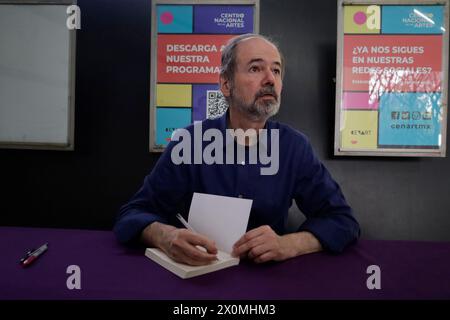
114, 112, 360, 253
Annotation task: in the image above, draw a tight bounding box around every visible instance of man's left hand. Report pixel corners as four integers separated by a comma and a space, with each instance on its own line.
232, 225, 293, 263
232, 225, 322, 263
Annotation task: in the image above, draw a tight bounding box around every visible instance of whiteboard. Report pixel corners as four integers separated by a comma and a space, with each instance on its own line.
0, 2, 76, 150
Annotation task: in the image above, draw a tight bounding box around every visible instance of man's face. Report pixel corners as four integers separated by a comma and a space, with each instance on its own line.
221, 37, 283, 121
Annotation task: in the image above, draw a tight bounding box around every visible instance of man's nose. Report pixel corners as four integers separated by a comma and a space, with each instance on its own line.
262, 69, 275, 86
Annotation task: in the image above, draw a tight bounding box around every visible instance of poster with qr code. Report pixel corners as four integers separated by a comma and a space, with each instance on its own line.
207, 90, 228, 119
149, 0, 260, 152
334, 0, 448, 157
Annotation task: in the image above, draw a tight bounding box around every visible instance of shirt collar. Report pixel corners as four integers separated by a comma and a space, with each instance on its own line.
217, 109, 271, 150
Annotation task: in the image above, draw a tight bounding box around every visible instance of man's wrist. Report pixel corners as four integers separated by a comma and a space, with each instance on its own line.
282, 231, 322, 258
141, 222, 173, 248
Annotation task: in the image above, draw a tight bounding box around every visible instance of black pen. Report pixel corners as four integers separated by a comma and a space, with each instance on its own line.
20, 243, 48, 267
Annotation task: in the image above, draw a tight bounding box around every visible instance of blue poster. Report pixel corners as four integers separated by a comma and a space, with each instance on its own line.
194, 5, 253, 34
382, 6, 444, 34
157, 5, 193, 34
378, 93, 441, 147
156, 108, 192, 146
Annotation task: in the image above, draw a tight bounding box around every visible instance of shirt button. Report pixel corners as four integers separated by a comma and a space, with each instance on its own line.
238, 194, 243, 198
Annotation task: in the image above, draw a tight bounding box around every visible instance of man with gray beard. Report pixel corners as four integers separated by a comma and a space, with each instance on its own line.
114, 34, 360, 266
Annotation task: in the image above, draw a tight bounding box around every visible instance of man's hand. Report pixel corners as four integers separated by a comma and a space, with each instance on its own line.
232, 225, 322, 263
141, 222, 218, 266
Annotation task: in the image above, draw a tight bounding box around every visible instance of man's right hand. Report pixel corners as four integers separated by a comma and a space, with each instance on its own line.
141, 222, 218, 266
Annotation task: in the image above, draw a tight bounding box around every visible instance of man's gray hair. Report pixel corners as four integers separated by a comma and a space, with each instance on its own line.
219, 33, 284, 81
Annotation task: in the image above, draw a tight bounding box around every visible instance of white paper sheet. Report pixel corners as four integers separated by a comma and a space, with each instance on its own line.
188, 193, 252, 253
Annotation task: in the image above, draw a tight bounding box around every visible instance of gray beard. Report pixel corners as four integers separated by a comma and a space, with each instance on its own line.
230, 89, 280, 122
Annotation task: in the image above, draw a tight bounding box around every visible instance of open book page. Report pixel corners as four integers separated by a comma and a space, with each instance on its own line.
145, 248, 239, 279
188, 193, 252, 253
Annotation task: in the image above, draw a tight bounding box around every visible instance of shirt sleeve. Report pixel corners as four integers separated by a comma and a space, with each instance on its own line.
293, 137, 360, 253
113, 141, 191, 245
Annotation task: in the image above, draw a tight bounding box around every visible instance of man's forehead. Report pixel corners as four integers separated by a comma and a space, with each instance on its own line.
235, 37, 281, 65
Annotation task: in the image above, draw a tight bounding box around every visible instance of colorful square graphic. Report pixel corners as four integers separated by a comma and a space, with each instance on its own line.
378, 92, 441, 147
341, 110, 378, 149
344, 5, 380, 34
192, 84, 219, 122
194, 5, 254, 34
156, 84, 192, 107
156, 108, 192, 147
343, 92, 379, 110
382, 6, 444, 34
157, 5, 193, 34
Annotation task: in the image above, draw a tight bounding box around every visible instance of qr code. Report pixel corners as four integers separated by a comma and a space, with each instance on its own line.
206, 90, 228, 119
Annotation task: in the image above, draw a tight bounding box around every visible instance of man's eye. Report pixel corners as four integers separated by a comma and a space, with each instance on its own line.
273, 69, 281, 75
249, 66, 259, 72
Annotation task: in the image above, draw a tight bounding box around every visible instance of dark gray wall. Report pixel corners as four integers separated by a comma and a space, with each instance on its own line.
1, 0, 449, 241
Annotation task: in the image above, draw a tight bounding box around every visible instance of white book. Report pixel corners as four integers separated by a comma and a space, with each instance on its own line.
144, 193, 252, 279
145, 248, 240, 279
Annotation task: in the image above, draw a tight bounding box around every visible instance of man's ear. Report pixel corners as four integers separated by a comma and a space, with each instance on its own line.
220, 75, 231, 98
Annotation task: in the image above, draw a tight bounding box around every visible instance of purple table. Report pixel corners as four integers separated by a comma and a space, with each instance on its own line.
1, 226, 450, 300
